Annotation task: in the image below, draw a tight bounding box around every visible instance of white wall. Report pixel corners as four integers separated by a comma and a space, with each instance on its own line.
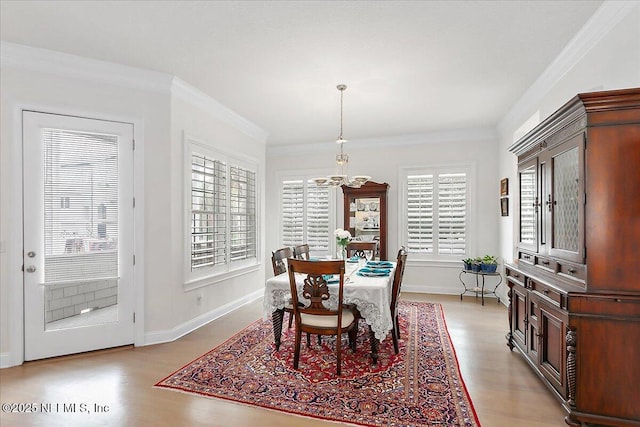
266, 129, 502, 297
0, 44, 267, 367
496, 2, 640, 303
165, 89, 267, 330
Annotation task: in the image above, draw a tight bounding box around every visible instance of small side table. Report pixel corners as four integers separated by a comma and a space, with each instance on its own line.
459, 270, 502, 305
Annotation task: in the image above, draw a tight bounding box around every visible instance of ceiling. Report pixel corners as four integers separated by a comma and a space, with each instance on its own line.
0, 1, 604, 146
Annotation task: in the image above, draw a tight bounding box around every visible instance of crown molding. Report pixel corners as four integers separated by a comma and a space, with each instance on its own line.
497, 1, 639, 138
0, 41, 173, 93
0, 41, 269, 143
171, 78, 269, 143
266, 127, 497, 157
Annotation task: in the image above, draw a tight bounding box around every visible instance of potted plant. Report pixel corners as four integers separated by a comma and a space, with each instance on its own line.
481, 255, 498, 273
471, 257, 483, 272
462, 258, 474, 271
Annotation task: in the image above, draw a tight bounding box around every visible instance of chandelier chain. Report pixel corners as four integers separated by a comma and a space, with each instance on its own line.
339, 86, 344, 141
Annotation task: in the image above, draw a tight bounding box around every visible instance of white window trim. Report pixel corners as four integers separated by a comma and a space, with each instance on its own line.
183, 133, 260, 288
276, 169, 337, 257
399, 162, 476, 265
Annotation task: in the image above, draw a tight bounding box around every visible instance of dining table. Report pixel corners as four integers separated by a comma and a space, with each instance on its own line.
263, 258, 396, 364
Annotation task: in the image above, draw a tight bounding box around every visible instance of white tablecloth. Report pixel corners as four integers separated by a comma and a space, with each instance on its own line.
263, 261, 395, 341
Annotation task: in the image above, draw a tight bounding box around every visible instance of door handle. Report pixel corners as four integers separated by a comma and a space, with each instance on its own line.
25, 265, 37, 273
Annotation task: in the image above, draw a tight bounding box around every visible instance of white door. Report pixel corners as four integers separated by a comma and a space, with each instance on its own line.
23, 111, 135, 361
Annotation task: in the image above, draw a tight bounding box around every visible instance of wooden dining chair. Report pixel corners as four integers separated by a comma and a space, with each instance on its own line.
389, 247, 408, 354
293, 243, 310, 260
271, 247, 296, 329
287, 259, 359, 376
272, 247, 292, 276
346, 241, 377, 260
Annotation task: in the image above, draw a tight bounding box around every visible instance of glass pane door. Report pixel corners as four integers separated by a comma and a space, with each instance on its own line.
43, 128, 120, 330
23, 111, 135, 361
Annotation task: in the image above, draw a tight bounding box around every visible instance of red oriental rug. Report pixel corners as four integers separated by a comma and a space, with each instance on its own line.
155, 301, 481, 427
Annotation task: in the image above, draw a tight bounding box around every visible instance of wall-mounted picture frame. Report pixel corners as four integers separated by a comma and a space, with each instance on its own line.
500, 197, 509, 217
500, 178, 509, 196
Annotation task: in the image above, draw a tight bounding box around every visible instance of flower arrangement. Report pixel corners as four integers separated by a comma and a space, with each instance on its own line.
334, 228, 351, 248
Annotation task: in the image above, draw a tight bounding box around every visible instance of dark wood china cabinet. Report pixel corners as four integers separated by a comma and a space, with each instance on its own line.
342, 181, 389, 260
506, 88, 640, 427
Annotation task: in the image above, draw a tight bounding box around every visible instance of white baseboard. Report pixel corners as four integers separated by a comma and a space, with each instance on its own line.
402, 283, 461, 296
0, 352, 11, 369
402, 282, 508, 307
143, 289, 263, 346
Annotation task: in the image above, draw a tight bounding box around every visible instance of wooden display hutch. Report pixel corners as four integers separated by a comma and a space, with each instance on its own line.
506, 88, 640, 427
342, 181, 389, 260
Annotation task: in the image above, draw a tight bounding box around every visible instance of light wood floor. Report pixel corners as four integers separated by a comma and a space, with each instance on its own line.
0, 293, 566, 426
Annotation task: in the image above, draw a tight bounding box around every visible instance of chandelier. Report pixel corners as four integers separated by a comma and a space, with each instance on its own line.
313, 84, 371, 188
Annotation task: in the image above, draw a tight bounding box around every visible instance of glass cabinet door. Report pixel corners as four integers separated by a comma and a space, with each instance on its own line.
342, 181, 389, 260
351, 197, 380, 239
518, 159, 538, 252
547, 133, 585, 263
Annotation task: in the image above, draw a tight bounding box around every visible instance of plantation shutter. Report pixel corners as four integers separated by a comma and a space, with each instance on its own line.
281, 180, 304, 247
306, 180, 330, 252
229, 165, 257, 261
406, 174, 434, 253
280, 179, 330, 253
437, 173, 467, 255
191, 153, 226, 270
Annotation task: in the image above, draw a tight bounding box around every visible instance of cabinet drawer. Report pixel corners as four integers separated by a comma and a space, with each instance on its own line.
519, 251, 534, 266
534, 256, 558, 273
506, 268, 526, 286
529, 278, 566, 309
557, 262, 586, 284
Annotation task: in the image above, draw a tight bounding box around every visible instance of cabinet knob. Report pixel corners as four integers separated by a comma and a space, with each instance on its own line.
542, 260, 550, 265
568, 268, 576, 274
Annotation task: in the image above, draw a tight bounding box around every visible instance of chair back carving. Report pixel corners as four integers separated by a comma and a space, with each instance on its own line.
346, 241, 377, 259
293, 244, 310, 260
301, 274, 332, 310
288, 259, 345, 315
271, 247, 293, 276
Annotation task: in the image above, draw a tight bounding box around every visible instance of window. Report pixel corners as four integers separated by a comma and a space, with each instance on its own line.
191, 153, 226, 270
229, 165, 257, 261
280, 177, 331, 254
402, 165, 472, 260
186, 138, 258, 283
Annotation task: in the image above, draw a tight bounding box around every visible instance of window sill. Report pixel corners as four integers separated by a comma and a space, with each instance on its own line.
405, 259, 464, 269
184, 263, 260, 292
